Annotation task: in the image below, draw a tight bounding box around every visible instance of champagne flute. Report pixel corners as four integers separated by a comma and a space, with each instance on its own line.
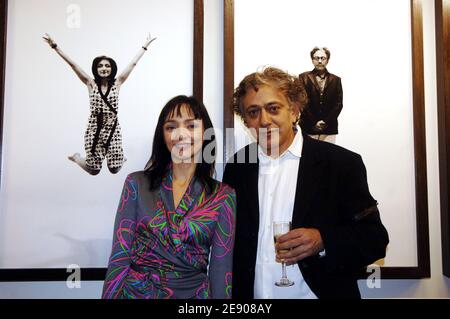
273, 221, 294, 287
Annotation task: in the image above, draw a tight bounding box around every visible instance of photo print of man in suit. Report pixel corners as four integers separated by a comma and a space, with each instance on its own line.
299, 47, 343, 144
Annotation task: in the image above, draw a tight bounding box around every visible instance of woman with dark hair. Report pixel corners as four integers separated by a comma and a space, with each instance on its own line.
43, 33, 156, 175
102, 95, 236, 299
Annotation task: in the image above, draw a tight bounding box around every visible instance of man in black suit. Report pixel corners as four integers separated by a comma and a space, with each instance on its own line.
299, 47, 343, 143
223, 67, 388, 299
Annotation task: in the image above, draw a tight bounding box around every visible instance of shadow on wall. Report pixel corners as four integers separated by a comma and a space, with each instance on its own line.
33, 233, 111, 269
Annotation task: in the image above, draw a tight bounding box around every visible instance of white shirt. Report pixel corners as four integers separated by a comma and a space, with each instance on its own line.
254, 129, 317, 299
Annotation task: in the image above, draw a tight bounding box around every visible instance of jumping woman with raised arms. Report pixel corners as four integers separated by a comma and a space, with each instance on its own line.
43, 33, 156, 175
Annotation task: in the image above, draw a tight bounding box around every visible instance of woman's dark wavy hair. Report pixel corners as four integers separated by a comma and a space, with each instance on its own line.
92, 56, 117, 87
144, 95, 217, 193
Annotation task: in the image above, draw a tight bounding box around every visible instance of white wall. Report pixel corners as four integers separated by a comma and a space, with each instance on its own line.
0, 0, 449, 298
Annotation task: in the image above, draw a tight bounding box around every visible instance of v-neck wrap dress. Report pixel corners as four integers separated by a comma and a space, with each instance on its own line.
102, 170, 236, 299
84, 83, 124, 171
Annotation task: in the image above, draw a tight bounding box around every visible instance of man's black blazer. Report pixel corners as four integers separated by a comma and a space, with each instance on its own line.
222, 137, 389, 299
299, 70, 343, 135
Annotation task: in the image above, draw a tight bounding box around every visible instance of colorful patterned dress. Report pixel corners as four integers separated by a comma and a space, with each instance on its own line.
102, 170, 236, 299
84, 83, 124, 171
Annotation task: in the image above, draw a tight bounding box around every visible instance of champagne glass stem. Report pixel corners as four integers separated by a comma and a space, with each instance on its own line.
282, 261, 288, 280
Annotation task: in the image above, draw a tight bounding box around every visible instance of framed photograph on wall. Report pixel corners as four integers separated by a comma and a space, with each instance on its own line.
0, 0, 204, 281
436, 0, 450, 278
223, 0, 430, 279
